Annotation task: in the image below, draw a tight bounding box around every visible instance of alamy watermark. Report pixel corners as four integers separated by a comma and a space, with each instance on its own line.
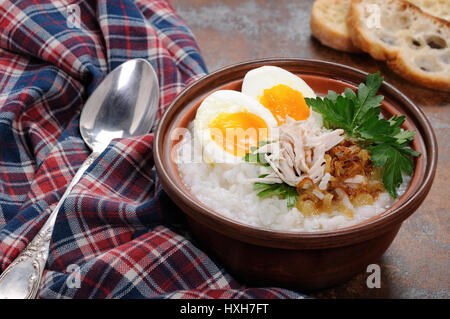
66, 263, 81, 289
66, 4, 81, 29
366, 264, 381, 288
171, 126, 277, 164
364, 4, 381, 29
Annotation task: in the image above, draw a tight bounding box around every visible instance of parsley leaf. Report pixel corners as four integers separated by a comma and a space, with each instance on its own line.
253, 182, 298, 209
243, 145, 270, 166
305, 72, 420, 198
305, 94, 355, 133
368, 144, 415, 198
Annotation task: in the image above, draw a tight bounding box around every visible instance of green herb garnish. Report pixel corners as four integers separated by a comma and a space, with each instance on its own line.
304, 72, 420, 198
243, 141, 272, 166
243, 142, 298, 209
253, 181, 298, 209
243, 147, 269, 166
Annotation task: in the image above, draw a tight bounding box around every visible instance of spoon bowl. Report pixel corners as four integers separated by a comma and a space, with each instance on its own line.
81, 58, 159, 151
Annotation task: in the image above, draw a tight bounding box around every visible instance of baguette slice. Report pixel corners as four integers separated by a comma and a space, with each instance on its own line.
407, 0, 450, 21
349, 0, 450, 91
310, 0, 361, 53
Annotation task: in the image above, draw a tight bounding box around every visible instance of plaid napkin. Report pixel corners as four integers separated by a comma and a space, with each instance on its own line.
0, 0, 304, 299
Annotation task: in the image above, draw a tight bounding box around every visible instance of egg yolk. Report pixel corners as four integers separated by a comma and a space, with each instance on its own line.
209, 111, 268, 157
259, 84, 310, 125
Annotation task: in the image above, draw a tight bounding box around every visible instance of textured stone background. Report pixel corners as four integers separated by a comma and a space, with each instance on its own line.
171, 0, 450, 298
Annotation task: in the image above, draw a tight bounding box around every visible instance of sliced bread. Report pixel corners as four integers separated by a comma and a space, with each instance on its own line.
310, 0, 361, 53
348, 0, 450, 91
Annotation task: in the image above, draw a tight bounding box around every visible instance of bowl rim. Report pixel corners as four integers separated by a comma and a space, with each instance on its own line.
154, 58, 438, 249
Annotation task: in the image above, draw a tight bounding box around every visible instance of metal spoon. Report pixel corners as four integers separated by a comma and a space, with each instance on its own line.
0, 58, 159, 299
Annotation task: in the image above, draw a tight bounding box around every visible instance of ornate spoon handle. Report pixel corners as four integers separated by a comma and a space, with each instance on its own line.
0, 151, 100, 299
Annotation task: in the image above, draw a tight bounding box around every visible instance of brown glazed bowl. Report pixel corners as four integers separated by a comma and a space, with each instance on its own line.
154, 59, 438, 290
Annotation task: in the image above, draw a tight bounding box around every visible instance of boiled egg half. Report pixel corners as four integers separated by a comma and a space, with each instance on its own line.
194, 90, 277, 163
241, 66, 318, 125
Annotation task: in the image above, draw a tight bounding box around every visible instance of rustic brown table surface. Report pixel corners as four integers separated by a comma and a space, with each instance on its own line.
171, 0, 449, 298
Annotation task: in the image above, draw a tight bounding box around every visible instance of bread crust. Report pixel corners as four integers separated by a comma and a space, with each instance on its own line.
407, 0, 450, 22
310, 0, 361, 53
348, 0, 450, 91
386, 56, 450, 91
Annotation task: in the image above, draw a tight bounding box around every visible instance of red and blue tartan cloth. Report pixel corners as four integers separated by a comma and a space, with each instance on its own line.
0, 0, 305, 298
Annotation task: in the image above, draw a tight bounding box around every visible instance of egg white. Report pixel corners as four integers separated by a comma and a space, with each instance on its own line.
241, 66, 323, 126
241, 65, 317, 100
194, 90, 277, 164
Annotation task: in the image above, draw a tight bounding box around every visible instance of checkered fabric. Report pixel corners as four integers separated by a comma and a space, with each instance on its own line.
0, 0, 304, 298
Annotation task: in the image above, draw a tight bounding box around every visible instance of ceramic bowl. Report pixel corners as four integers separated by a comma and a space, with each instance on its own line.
154, 59, 437, 290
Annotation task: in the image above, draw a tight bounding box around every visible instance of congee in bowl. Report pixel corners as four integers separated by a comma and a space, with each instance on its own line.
174, 66, 416, 232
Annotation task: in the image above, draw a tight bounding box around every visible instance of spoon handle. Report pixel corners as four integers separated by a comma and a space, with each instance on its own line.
0, 151, 101, 299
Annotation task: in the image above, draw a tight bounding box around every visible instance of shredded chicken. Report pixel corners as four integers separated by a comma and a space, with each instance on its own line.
254, 117, 345, 187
